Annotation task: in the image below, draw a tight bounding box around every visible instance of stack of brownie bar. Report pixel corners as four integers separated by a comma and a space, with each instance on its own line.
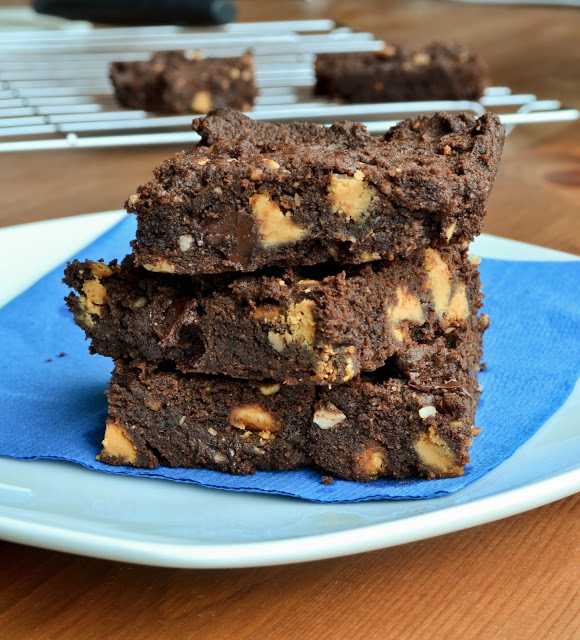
64, 107, 504, 482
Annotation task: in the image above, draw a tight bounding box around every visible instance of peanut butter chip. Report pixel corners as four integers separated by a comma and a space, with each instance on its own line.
265, 299, 317, 353
190, 91, 212, 113
98, 420, 137, 464
414, 426, 462, 475
356, 446, 385, 476
249, 193, 308, 248
327, 174, 378, 223
424, 249, 469, 322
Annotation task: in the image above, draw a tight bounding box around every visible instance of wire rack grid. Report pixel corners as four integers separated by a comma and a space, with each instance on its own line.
0, 19, 577, 152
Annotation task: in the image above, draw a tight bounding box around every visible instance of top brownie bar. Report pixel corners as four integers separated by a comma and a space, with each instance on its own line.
128, 108, 504, 276
315, 42, 488, 103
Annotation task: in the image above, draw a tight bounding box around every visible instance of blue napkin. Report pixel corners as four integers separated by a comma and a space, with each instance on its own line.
0, 216, 578, 503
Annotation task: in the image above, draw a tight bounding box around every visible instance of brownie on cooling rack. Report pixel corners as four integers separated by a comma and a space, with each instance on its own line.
64, 245, 482, 386
98, 312, 486, 481
315, 41, 488, 103
125, 107, 504, 275
110, 50, 257, 114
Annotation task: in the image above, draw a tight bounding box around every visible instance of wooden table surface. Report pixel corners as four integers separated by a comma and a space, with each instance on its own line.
1, 1, 579, 639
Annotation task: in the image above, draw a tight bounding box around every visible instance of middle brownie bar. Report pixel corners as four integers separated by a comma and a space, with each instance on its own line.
64, 246, 481, 385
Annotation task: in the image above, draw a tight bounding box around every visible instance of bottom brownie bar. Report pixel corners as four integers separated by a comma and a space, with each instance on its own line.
99, 316, 486, 481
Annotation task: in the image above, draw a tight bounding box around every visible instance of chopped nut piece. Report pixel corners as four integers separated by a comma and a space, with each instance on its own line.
89, 262, 114, 279
264, 158, 280, 170
360, 251, 380, 263
249, 193, 308, 248
132, 296, 148, 310
178, 234, 193, 252
444, 221, 457, 240
418, 405, 438, 419
313, 404, 347, 429
208, 427, 217, 436
342, 356, 355, 382
443, 144, 452, 156
146, 396, 164, 412
143, 258, 176, 274
213, 451, 227, 463
229, 404, 279, 432
267, 331, 285, 353
468, 253, 482, 266
258, 382, 281, 396
127, 194, 140, 206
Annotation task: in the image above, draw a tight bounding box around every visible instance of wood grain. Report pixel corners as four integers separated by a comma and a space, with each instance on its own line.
1, 495, 578, 640
0, 1, 579, 639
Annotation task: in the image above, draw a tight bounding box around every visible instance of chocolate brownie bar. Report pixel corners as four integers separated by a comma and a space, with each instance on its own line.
100, 360, 313, 474
64, 246, 482, 385
99, 316, 486, 480
128, 108, 504, 275
315, 42, 488, 103
110, 51, 257, 114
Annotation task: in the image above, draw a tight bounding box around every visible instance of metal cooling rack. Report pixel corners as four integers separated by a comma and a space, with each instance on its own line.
0, 19, 577, 152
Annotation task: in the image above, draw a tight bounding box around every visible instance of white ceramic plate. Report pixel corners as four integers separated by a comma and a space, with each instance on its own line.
0, 211, 578, 568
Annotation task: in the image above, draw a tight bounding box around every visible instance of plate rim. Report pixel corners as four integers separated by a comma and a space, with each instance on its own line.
0, 461, 578, 568
0, 211, 578, 568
